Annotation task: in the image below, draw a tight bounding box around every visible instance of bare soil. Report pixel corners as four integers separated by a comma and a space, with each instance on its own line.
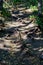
0, 7, 43, 65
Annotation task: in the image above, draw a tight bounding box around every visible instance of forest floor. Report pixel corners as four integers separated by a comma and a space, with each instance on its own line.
0, 5, 43, 65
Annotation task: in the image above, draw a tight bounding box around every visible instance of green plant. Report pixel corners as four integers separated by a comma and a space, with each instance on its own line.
2, 8, 11, 18
30, 5, 38, 11
36, 17, 43, 29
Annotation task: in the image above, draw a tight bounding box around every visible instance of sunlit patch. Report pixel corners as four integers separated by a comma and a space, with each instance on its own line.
38, 48, 43, 52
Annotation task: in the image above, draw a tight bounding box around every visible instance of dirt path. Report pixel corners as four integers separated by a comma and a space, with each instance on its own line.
0, 7, 43, 65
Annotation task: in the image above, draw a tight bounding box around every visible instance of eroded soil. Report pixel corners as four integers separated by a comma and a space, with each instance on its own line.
0, 6, 43, 65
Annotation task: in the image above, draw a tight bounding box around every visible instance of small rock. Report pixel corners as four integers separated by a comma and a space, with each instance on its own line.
3, 45, 11, 48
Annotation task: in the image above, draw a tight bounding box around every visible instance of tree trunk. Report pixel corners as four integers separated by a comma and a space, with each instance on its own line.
0, 0, 3, 11
38, 0, 42, 15
0, 0, 5, 27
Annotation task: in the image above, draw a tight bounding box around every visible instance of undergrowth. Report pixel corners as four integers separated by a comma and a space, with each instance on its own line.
36, 16, 43, 30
